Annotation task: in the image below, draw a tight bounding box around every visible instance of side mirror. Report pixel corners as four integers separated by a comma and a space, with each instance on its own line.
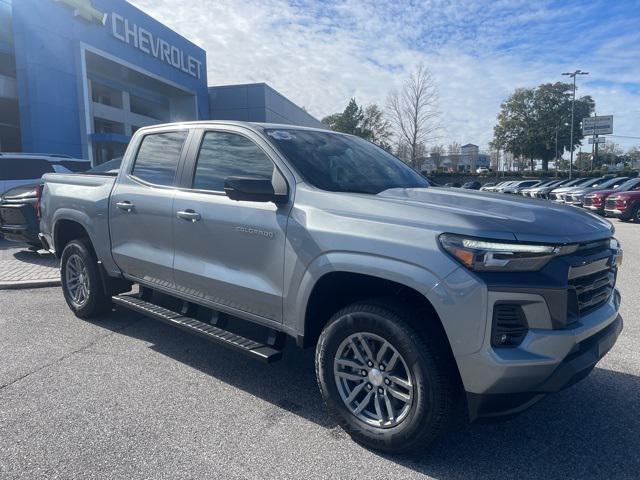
224, 176, 287, 204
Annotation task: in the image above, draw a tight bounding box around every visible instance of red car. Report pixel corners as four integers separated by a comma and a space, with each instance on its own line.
603, 178, 640, 221
584, 177, 640, 215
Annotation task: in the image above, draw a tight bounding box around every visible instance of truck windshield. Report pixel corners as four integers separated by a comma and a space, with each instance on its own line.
264, 129, 429, 194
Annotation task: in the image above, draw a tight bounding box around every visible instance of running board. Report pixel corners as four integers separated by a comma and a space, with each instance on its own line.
112, 294, 283, 363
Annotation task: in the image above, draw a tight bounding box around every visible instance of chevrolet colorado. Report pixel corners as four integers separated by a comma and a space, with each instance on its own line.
39, 122, 623, 453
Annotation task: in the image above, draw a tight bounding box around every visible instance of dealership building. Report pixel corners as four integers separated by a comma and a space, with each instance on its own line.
0, 0, 323, 164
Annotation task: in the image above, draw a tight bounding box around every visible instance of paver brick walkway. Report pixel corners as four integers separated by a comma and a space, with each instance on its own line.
0, 243, 60, 288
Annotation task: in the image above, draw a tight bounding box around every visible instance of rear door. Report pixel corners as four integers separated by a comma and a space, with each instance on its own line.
172, 127, 293, 324
109, 128, 190, 288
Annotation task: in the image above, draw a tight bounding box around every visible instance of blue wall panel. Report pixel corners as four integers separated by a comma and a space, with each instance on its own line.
11, 0, 208, 158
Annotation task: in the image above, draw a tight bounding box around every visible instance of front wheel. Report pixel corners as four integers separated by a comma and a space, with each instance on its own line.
60, 239, 111, 318
315, 300, 458, 453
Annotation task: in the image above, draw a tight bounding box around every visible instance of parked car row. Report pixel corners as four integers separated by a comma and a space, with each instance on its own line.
482, 175, 640, 222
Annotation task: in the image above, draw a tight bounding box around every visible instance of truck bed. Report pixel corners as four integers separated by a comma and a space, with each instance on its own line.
39, 172, 116, 269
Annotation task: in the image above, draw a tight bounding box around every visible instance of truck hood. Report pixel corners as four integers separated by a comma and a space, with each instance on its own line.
374, 187, 613, 244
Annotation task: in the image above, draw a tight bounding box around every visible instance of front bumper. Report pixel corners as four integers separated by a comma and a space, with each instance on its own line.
584, 205, 603, 212
460, 289, 622, 420
604, 208, 626, 218
467, 312, 622, 420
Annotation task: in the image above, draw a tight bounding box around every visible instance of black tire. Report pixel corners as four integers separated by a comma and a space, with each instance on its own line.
632, 204, 640, 223
315, 299, 458, 453
60, 238, 111, 319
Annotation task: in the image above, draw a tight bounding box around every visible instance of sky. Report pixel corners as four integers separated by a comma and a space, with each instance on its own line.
131, 0, 640, 153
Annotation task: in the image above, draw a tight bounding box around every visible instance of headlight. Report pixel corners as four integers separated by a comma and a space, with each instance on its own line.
439, 234, 560, 272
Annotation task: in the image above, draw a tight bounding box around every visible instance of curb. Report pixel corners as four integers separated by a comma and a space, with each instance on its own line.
0, 278, 61, 290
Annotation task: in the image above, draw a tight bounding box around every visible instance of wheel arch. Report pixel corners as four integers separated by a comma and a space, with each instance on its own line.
293, 252, 451, 348
53, 216, 94, 259
302, 270, 448, 347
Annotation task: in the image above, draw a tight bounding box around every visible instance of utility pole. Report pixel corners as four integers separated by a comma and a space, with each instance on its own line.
562, 70, 589, 178
555, 127, 559, 177
591, 109, 597, 172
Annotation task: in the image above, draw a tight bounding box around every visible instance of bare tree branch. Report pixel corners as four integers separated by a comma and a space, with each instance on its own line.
386, 64, 441, 169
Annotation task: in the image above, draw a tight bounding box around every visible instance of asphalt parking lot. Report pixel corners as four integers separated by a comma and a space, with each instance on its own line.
0, 220, 638, 480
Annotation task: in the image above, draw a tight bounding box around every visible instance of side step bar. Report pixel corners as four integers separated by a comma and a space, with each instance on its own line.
112, 294, 283, 363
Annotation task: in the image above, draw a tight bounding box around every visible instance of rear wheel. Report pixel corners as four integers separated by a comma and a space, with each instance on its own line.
315, 300, 458, 453
60, 239, 111, 318
633, 204, 640, 222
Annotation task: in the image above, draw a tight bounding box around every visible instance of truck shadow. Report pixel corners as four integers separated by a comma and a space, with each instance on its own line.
101, 310, 639, 479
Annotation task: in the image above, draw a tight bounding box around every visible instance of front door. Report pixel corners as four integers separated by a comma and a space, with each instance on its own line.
109, 129, 189, 288
172, 128, 292, 324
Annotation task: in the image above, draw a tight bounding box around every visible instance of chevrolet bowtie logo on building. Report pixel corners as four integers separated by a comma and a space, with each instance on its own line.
56, 0, 107, 25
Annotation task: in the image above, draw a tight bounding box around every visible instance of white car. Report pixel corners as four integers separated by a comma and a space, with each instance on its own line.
0, 153, 89, 194
476, 167, 490, 174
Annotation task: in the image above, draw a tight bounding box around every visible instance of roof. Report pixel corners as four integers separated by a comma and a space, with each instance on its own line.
135, 120, 336, 135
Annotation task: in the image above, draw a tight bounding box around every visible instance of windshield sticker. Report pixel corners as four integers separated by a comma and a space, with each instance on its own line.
267, 130, 295, 140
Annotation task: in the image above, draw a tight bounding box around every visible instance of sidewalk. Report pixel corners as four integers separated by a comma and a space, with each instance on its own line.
0, 241, 60, 289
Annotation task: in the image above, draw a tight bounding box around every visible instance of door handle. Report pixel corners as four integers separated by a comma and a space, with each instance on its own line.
116, 201, 133, 212
176, 209, 201, 222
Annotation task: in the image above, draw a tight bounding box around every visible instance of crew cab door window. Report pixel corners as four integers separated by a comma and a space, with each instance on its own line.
192, 131, 274, 191
131, 131, 188, 186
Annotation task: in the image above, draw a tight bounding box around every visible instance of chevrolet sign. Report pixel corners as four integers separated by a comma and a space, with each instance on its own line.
111, 13, 203, 79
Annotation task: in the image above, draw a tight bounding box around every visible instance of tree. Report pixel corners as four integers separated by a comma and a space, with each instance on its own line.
491, 82, 595, 171
626, 146, 640, 169
489, 147, 500, 171
448, 142, 461, 171
360, 104, 392, 150
429, 144, 446, 170
598, 142, 623, 169
322, 98, 363, 135
387, 64, 440, 169
322, 100, 392, 150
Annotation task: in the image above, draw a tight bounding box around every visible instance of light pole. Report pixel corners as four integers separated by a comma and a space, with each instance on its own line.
562, 70, 589, 178
555, 120, 569, 176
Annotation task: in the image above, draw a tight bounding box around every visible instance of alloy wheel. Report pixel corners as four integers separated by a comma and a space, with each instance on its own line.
65, 253, 90, 308
334, 331, 414, 428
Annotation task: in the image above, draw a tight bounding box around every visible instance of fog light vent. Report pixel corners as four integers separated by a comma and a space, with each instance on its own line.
492, 303, 528, 348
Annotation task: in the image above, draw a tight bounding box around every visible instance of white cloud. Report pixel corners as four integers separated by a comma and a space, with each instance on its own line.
131, 0, 640, 151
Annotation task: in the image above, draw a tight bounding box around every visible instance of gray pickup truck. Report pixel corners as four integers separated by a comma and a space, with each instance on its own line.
39, 121, 623, 453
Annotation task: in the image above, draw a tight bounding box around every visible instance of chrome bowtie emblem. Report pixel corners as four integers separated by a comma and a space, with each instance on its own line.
55, 0, 107, 25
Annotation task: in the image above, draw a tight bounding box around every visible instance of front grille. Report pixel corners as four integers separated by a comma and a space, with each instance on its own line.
575, 238, 610, 255
583, 197, 593, 207
569, 267, 616, 316
605, 198, 617, 210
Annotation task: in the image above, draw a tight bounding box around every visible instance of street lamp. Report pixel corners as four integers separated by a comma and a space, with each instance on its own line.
555, 121, 569, 177
562, 70, 589, 178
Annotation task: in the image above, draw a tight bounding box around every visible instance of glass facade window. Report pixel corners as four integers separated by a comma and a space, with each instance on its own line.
93, 141, 127, 167
94, 117, 125, 135
91, 81, 123, 109
130, 94, 169, 122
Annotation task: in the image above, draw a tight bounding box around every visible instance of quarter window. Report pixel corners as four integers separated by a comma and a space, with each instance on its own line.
131, 131, 188, 186
192, 131, 274, 192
